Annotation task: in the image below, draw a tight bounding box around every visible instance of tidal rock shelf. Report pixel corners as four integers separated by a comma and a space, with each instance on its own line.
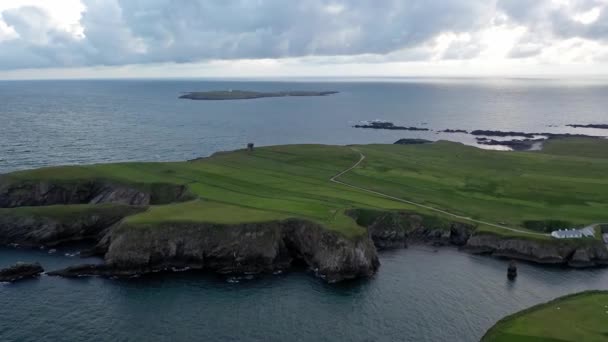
0, 262, 44, 283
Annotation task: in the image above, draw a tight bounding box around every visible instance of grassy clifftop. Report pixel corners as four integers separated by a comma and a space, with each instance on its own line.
482, 291, 608, 342
2, 139, 607, 240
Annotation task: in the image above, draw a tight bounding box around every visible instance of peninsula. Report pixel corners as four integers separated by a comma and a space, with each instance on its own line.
482, 291, 608, 342
1, 137, 607, 282
179, 90, 339, 100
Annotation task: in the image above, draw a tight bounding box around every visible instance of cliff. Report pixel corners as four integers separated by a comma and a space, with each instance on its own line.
52, 218, 379, 283
348, 209, 475, 249
0, 205, 145, 247
0, 178, 194, 208
465, 234, 608, 267
350, 209, 608, 268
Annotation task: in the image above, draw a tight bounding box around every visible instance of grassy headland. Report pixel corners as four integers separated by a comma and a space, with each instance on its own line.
1, 138, 607, 240
482, 291, 608, 342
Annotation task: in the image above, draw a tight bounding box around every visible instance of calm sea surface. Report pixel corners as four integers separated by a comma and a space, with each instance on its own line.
1, 78, 608, 341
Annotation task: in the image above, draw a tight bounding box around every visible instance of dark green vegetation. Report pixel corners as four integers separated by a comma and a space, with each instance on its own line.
179, 90, 338, 100
523, 220, 575, 233
481, 291, 608, 342
541, 137, 608, 159
1, 138, 607, 240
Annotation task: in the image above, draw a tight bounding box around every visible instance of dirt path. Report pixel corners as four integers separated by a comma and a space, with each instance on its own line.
330, 149, 550, 237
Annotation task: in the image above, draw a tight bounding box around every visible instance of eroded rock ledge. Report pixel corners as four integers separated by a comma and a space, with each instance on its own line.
464, 234, 608, 268
0, 262, 44, 283
0, 206, 145, 247
351, 209, 608, 268
0, 179, 194, 208
49, 219, 379, 283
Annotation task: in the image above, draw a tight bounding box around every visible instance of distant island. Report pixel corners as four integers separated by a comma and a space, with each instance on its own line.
353, 121, 429, 131
179, 90, 339, 100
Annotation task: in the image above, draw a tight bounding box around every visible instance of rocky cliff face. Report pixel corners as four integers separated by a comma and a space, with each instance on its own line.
0, 206, 145, 247
98, 219, 379, 282
348, 209, 475, 249
350, 209, 608, 268
0, 179, 193, 208
465, 234, 608, 267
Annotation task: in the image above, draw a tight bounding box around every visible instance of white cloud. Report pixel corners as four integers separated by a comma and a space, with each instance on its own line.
573, 6, 601, 24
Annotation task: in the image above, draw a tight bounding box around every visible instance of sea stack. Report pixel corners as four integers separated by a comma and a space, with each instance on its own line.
507, 260, 517, 280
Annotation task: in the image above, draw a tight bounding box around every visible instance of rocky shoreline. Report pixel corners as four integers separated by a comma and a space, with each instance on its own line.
567, 124, 608, 129
40, 218, 379, 283
352, 209, 608, 268
1, 168, 607, 284
354, 120, 607, 151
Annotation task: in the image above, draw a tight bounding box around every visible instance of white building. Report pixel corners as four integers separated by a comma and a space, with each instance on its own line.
551, 229, 583, 239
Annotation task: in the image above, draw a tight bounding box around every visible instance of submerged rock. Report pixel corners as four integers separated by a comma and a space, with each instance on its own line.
0, 262, 44, 282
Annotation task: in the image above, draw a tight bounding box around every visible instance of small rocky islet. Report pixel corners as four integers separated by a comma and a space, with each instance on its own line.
353, 121, 429, 131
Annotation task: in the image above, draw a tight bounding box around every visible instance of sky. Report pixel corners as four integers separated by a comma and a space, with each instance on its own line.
1, 0, 608, 79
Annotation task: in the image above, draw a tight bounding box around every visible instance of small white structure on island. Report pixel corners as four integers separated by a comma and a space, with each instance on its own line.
551, 228, 594, 239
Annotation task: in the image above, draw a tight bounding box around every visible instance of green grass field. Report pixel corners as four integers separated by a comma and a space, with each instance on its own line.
481, 291, 608, 342
2, 138, 608, 239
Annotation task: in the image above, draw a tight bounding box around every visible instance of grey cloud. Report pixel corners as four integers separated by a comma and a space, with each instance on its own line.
0, 0, 494, 69
3, 0, 608, 71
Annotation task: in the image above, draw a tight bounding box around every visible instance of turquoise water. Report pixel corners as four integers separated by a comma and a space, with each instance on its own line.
1, 78, 608, 341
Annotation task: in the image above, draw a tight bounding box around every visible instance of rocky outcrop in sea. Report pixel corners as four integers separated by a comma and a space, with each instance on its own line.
0, 262, 44, 282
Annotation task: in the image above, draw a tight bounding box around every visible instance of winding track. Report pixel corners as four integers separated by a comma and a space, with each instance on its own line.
330, 149, 550, 237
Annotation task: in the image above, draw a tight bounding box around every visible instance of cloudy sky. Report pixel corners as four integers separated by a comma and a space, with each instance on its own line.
1, 0, 608, 79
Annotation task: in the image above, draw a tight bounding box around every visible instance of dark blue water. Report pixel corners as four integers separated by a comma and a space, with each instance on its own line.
2, 78, 608, 173
1, 78, 608, 341
1, 247, 607, 342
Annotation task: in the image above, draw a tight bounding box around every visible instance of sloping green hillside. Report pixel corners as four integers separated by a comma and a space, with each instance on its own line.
2, 139, 607, 239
